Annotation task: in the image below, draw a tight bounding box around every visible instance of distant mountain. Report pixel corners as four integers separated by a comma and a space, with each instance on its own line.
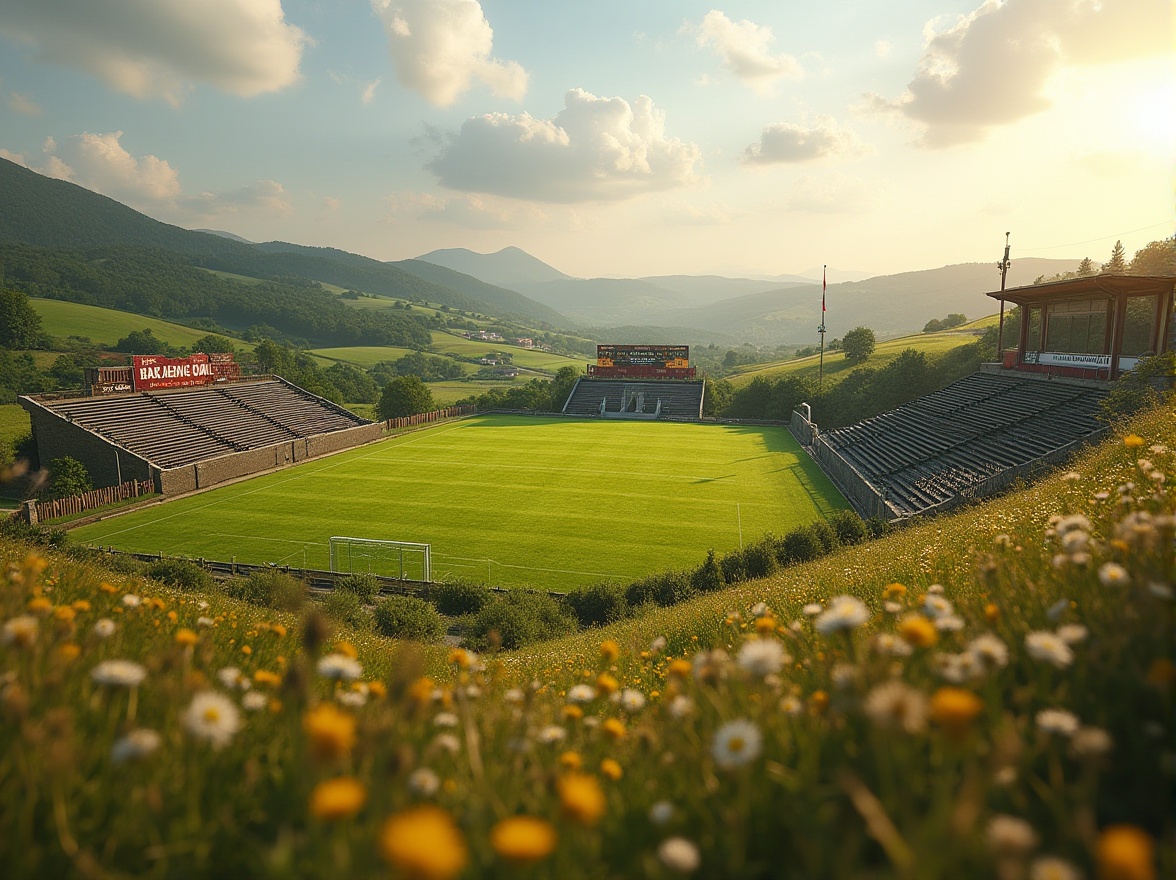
390, 259, 567, 325
193, 228, 256, 244
416, 246, 572, 286
0, 158, 564, 326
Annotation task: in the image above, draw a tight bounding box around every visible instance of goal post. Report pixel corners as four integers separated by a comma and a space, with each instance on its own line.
328, 536, 431, 582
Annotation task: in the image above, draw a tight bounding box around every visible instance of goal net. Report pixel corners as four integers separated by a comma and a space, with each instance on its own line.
328, 536, 432, 582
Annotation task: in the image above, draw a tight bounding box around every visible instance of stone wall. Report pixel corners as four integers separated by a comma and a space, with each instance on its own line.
19, 397, 152, 488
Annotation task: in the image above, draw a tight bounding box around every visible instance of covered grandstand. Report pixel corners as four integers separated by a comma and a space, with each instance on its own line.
21, 377, 382, 495
562, 343, 705, 420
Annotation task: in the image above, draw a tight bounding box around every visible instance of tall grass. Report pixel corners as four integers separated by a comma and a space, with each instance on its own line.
0, 404, 1171, 878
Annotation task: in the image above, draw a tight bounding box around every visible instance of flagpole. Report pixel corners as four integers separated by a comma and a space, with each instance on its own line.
818, 265, 827, 391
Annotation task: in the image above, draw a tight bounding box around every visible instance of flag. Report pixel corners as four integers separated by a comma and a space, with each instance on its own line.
822, 265, 826, 312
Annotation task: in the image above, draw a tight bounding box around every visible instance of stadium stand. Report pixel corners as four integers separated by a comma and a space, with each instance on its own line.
22, 377, 382, 494
563, 378, 705, 420
799, 372, 1109, 519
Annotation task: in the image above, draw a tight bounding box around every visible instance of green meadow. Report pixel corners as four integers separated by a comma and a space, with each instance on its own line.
71, 416, 847, 589
29, 298, 242, 350
429, 331, 591, 373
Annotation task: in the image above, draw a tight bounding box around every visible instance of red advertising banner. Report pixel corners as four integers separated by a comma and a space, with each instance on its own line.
132, 354, 214, 391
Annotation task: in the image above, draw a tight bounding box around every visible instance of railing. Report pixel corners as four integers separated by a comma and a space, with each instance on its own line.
385, 405, 477, 430
31, 479, 155, 523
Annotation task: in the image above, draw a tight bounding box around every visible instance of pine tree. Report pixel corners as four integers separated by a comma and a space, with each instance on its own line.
1077, 257, 1094, 276
1103, 240, 1127, 274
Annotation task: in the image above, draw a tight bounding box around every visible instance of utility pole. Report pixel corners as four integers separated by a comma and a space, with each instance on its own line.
996, 232, 1011, 358
818, 264, 827, 391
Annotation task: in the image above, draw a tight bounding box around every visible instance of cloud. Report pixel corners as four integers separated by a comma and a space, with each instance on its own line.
427, 88, 702, 203
874, 40, 892, 60
778, 172, 884, 214
182, 179, 292, 217
42, 131, 183, 202
0, 0, 306, 104
370, 0, 527, 106
865, 0, 1170, 147
742, 116, 869, 165
692, 10, 803, 94
361, 78, 381, 105
384, 191, 549, 228
7, 91, 41, 115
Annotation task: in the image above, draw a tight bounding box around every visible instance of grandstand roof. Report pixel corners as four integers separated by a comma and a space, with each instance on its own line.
986, 274, 1176, 305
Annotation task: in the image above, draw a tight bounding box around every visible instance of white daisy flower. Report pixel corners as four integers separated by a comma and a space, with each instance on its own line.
923, 595, 953, 618
802, 602, 824, 616
111, 728, 162, 763
241, 691, 268, 712
316, 653, 363, 682
90, 659, 148, 688
196, 616, 215, 628
1036, 708, 1079, 737
736, 638, 788, 677
619, 689, 646, 713
873, 633, 913, 657
967, 633, 1009, 668
216, 666, 250, 690
504, 688, 525, 704
986, 814, 1039, 855
668, 695, 695, 719
863, 680, 928, 734
778, 695, 803, 716
433, 712, 458, 728
658, 837, 701, 873
337, 690, 367, 708
934, 614, 966, 632
182, 691, 242, 749
2, 615, 39, 647
1055, 514, 1091, 535
408, 767, 440, 797
1070, 726, 1113, 756
567, 684, 596, 704
1098, 562, 1130, 588
1029, 856, 1082, 880
432, 733, 461, 755
711, 719, 762, 769
1025, 632, 1074, 669
536, 725, 567, 744
926, 584, 945, 595
650, 636, 667, 653
121, 594, 141, 608
814, 596, 869, 634
90, 618, 116, 640
1056, 624, 1088, 645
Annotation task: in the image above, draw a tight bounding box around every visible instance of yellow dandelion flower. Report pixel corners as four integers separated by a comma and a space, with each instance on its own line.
148, 598, 166, 611
898, 614, 938, 648
447, 648, 472, 668
409, 676, 435, 703
599, 640, 620, 662
166, 611, 178, 622
367, 680, 387, 699
558, 773, 606, 826
53, 605, 76, 623
810, 690, 830, 714
930, 687, 984, 737
241, 645, 252, 656
667, 659, 692, 678
600, 758, 623, 780
253, 670, 282, 688
303, 703, 357, 761
335, 641, 358, 659
270, 623, 287, 638
1123, 434, 1145, 449
595, 672, 619, 695
562, 705, 584, 721
984, 603, 1000, 623
1096, 825, 1154, 880
490, 816, 557, 864
100, 583, 118, 594
883, 583, 907, 599
602, 718, 626, 740
27, 597, 52, 616
56, 642, 81, 662
754, 616, 777, 634
559, 750, 583, 770
310, 777, 366, 821
175, 628, 199, 647
379, 806, 468, 880
71, 600, 91, 612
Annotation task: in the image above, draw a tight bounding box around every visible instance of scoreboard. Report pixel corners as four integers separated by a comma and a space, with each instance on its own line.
597, 345, 690, 369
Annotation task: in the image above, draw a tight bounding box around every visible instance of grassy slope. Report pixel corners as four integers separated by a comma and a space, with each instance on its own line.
70, 416, 846, 590
30, 298, 252, 350
0, 404, 32, 446
308, 345, 427, 369
728, 327, 982, 388
429, 331, 591, 374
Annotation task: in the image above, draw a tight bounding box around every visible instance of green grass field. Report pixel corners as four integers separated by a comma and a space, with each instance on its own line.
71, 416, 847, 589
308, 345, 426, 368
426, 380, 517, 405
728, 326, 984, 388
30, 298, 252, 350
430, 331, 590, 374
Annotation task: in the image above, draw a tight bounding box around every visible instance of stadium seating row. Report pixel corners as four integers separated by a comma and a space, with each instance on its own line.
563, 379, 705, 419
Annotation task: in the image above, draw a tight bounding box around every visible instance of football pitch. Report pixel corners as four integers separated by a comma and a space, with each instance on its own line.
72, 416, 849, 590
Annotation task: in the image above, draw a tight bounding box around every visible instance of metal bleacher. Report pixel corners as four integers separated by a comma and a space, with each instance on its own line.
818, 372, 1109, 517
563, 378, 705, 419
47, 379, 369, 470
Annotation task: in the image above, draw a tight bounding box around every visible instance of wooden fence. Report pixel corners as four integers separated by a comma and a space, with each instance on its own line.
32, 479, 155, 523
385, 404, 477, 430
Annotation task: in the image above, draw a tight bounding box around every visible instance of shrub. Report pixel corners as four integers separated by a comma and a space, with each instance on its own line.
42, 456, 92, 501
865, 516, 893, 539
429, 579, 493, 616
373, 595, 445, 642
566, 582, 629, 627
336, 573, 379, 604
0, 517, 66, 548
776, 527, 823, 566
321, 590, 373, 631
624, 576, 657, 609
828, 509, 867, 546
741, 539, 778, 580
808, 520, 839, 554
146, 558, 213, 592
468, 591, 576, 651
691, 549, 724, 593
225, 569, 307, 611
720, 550, 748, 584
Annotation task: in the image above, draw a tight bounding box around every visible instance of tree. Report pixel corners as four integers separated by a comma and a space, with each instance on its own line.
923, 318, 944, 333
842, 326, 876, 364
190, 334, 236, 354
548, 365, 581, 412
0, 288, 44, 349
43, 456, 92, 500
1077, 257, 1095, 276
1103, 240, 1127, 274
1129, 238, 1176, 276
377, 375, 435, 419
115, 329, 169, 354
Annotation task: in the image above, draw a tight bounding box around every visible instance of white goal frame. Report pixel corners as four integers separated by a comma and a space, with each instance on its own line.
328, 536, 431, 582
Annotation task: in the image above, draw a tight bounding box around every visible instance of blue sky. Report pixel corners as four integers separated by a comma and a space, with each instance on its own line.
0, 1, 1171, 279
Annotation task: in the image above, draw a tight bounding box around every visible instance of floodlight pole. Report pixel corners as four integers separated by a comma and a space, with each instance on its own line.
996, 232, 1011, 357
818, 264, 827, 391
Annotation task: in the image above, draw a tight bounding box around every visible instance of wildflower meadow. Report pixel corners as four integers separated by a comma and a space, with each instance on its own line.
1, 404, 1172, 879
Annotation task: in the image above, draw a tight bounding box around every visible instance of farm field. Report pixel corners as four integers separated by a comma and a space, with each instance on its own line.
308, 345, 425, 368
30, 298, 251, 351
728, 326, 985, 388
429, 331, 591, 373
427, 380, 516, 405
71, 415, 847, 589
